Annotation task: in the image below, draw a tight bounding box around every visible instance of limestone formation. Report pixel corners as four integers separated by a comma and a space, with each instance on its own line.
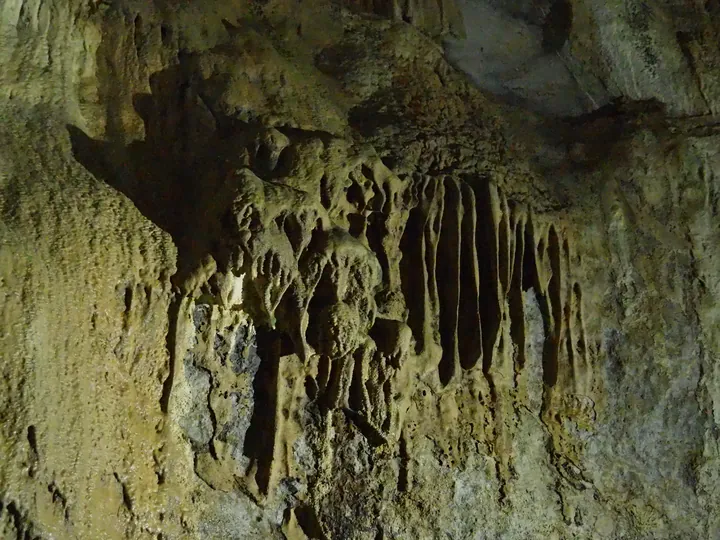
1, 0, 720, 538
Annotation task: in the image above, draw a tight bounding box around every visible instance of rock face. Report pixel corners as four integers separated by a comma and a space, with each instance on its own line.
1, 0, 720, 538
446, 0, 720, 116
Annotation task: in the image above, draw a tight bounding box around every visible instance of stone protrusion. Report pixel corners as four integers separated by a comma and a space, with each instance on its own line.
172, 123, 592, 512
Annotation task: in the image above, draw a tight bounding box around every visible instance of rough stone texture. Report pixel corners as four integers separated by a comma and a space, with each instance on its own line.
1, 0, 720, 538
446, 0, 720, 116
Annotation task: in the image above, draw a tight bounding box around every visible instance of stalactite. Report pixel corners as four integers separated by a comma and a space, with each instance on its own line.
172, 126, 592, 511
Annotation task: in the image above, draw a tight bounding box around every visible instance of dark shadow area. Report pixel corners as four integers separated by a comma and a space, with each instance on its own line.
293, 504, 330, 540
398, 185, 427, 355
67, 57, 259, 287
508, 218, 527, 370
242, 327, 293, 494
342, 408, 387, 447
558, 97, 668, 166
457, 182, 483, 371
473, 180, 501, 375
348, 88, 408, 139
437, 178, 461, 386
68, 44, 344, 287
159, 297, 183, 414
542, 0, 572, 54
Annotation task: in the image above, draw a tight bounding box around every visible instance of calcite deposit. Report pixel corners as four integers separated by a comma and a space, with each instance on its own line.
1, 0, 720, 538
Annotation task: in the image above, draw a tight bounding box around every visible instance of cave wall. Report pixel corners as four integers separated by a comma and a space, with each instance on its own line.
1, 0, 720, 538
446, 0, 720, 116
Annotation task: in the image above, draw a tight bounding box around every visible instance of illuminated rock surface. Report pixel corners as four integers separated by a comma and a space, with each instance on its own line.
1, 1, 720, 538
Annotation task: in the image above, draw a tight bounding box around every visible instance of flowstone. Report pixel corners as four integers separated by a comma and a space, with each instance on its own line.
2, 0, 720, 538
